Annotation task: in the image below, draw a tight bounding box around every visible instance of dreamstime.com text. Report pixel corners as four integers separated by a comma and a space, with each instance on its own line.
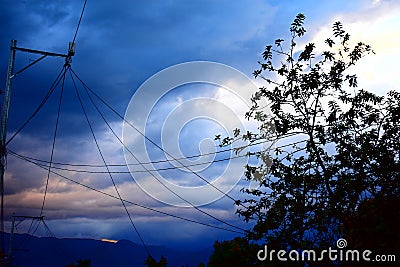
257, 238, 396, 263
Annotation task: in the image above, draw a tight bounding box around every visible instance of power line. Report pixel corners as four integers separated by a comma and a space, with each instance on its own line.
42, 219, 55, 238
72, 0, 88, 44
70, 67, 151, 255
8, 136, 304, 172
8, 123, 301, 170
9, 149, 247, 174
70, 68, 248, 233
10, 216, 72, 266
4, 57, 262, 246
69, 68, 247, 207
8, 137, 302, 175
3, 61, 249, 249
6, 65, 67, 146
6, 139, 266, 168
7, 136, 272, 168
8, 149, 245, 235
40, 67, 67, 217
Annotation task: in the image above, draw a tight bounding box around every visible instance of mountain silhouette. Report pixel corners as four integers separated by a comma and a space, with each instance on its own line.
4, 233, 212, 267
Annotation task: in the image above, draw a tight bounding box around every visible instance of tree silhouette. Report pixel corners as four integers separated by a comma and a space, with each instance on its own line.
218, 13, 399, 259
144, 255, 167, 267
207, 237, 261, 267
66, 259, 91, 267
341, 194, 400, 266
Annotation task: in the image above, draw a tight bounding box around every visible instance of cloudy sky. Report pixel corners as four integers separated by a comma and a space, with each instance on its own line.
1, 0, 399, 251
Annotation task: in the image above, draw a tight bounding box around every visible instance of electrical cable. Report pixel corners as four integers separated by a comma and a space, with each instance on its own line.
69, 68, 246, 207
13, 217, 40, 254
3, 54, 286, 246
71, 69, 248, 233
70, 68, 151, 255
9, 135, 304, 175
6, 138, 268, 168
7, 130, 301, 171
8, 148, 245, 235
9, 149, 246, 174
7, 135, 303, 171
72, 0, 88, 45
42, 219, 55, 238
6, 66, 67, 146
40, 67, 67, 217
30, 217, 42, 237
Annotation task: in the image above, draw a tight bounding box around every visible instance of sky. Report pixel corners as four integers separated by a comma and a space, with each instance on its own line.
0, 0, 399, 252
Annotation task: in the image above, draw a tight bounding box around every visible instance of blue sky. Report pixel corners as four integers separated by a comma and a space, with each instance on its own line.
1, 0, 399, 251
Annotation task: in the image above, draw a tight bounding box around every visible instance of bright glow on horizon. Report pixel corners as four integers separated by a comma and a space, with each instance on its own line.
101, 238, 118, 244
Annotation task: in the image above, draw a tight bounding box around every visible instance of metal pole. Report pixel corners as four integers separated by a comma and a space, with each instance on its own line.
0, 40, 16, 260
6, 214, 15, 267
0, 40, 71, 266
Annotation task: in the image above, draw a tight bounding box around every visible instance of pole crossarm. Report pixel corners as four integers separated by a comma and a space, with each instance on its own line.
13, 46, 68, 58
7, 214, 47, 266
12, 215, 44, 220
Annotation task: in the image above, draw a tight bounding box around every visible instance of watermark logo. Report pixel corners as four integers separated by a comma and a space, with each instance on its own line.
122, 61, 271, 207
257, 238, 396, 263
336, 238, 347, 249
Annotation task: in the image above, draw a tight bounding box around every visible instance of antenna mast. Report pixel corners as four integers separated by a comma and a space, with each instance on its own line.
0, 40, 74, 266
